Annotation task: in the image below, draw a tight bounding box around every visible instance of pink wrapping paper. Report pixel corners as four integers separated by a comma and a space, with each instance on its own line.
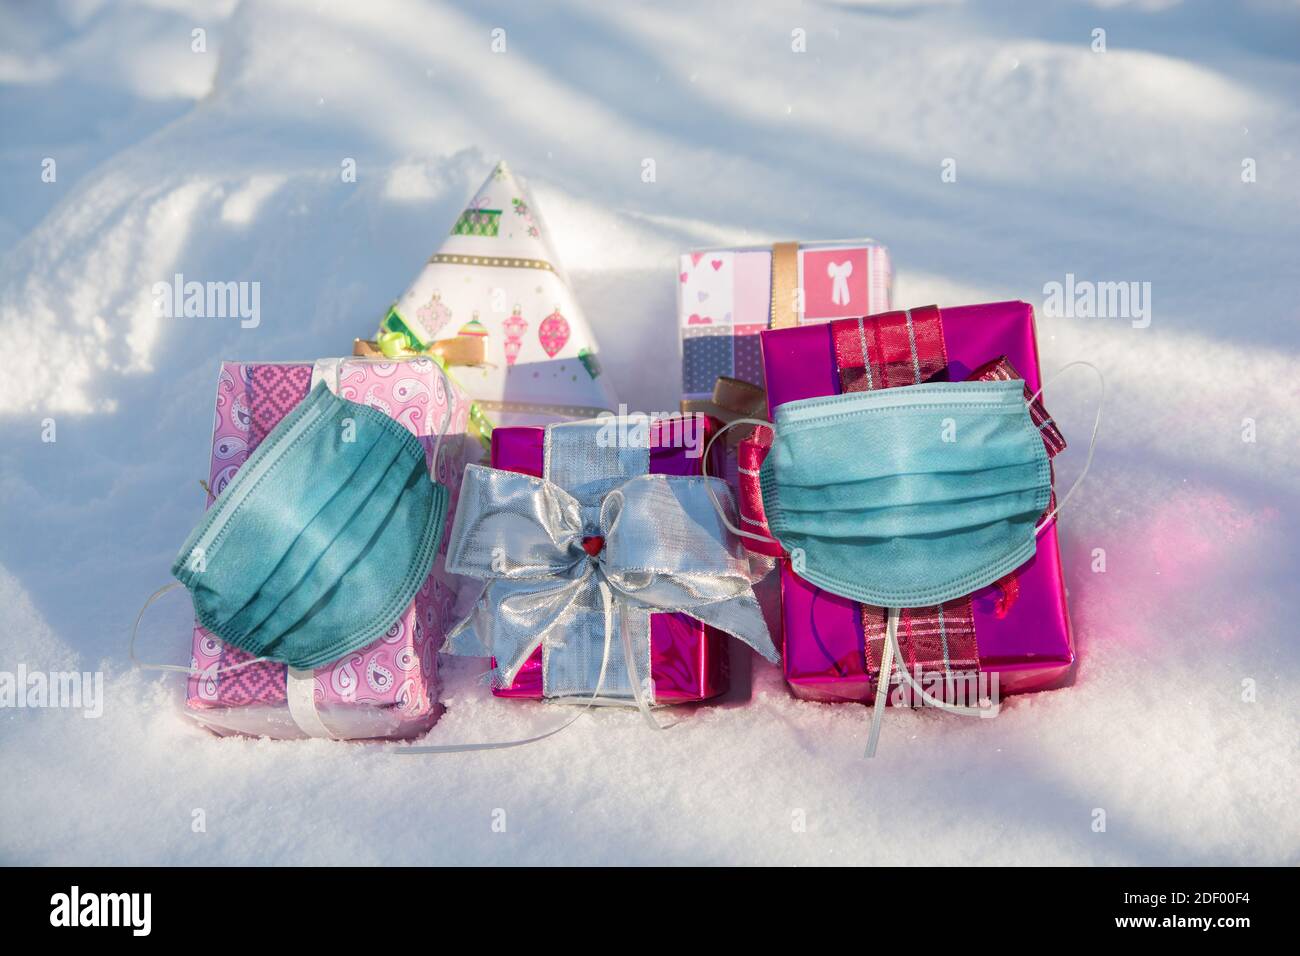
489, 415, 732, 702
759, 301, 1075, 702
184, 358, 473, 739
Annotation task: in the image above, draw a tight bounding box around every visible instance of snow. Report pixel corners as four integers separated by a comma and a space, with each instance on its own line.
2, 0, 1298, 865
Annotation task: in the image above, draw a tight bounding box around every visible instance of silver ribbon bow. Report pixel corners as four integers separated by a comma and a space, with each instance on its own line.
443, 462, 778, 704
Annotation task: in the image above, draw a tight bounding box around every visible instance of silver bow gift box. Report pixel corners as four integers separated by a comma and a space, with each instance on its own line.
442, 419, 779, 707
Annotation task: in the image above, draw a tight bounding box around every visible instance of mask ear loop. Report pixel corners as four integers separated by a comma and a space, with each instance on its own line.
865, 607, 1000, 757
700, 417, 782, 547
1031, 360, 1105, 535
864, 607, 899, 758
129, 582, 272, 676
430, 362, 456, 474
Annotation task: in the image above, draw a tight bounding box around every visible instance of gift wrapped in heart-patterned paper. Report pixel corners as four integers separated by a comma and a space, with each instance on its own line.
679, 239, 892, 399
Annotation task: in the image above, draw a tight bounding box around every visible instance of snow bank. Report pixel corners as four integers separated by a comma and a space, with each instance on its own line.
1, 0, 1297, 864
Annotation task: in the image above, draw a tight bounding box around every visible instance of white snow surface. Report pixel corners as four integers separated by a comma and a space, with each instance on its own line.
1, 0, 1298, 865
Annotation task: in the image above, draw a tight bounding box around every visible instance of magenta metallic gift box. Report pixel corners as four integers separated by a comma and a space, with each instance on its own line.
758, 301, 1075, 703
489, 416, 733, 702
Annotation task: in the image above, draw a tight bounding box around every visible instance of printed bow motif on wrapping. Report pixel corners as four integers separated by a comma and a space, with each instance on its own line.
826, 260, 854, 306
443, 463, 778, 698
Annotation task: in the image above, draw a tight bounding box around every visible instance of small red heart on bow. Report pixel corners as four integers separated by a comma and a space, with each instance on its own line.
581, 535, 605, 557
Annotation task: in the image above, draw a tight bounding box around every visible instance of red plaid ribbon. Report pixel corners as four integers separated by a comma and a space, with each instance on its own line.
833, 307, 978, 680
968, 355, 1066, 457
735, 424, 781, 557
833, 305, 948, 393
736, 306, 1069, 683
862, 598, 980, 678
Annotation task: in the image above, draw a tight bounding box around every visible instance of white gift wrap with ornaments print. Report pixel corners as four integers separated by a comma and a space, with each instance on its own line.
382, 161, 618, 428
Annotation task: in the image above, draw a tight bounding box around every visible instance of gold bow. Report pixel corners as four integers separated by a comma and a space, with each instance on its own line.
353, 331, 486, 367
679, 375, 769, 446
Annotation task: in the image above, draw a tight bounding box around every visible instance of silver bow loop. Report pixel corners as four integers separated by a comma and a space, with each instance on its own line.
445, 463, 586, 579
443, 462, 778, 697
597, 475, 777, 662
599, 475, 769, 587
443, 464, 591, 673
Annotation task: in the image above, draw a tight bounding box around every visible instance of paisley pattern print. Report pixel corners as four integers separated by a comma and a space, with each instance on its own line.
213, 435, 247, 461
394, 644, 419, 672
206, 366, 251, 507
210, 464, 240, 499
185, 359, 472, 734
329, 653, 363, 700
362, 387, 393, 417
366, 659, 394, 694
382, 617, 406, 644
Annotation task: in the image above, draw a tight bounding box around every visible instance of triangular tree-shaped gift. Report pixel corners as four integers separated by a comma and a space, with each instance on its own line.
377, 161, 617, 434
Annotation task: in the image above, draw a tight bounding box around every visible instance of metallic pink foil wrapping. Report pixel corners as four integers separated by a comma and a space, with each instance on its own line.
488, 416, 732, 702
760, 301, 1075, 702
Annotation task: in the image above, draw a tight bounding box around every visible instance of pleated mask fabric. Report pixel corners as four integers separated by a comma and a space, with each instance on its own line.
172, 381, 448, 669
759, 379, 1051, 608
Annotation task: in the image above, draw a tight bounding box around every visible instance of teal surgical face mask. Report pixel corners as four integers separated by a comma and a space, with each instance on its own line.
702, 363, 1103, 755
168, 381, 448, 670
760, 379, 1052, 608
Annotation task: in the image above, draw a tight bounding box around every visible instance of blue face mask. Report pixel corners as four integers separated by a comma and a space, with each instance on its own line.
702, 362, 1101, 756
758, 379, 1053, 608
170, 381, 448, 670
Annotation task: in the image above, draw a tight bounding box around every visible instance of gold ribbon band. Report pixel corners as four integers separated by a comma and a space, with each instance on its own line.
679, 375, 770, 446
476, 399, 614, 419
428, 253, 555, 272
770, 240, 801, 330
353, 335, 486, 367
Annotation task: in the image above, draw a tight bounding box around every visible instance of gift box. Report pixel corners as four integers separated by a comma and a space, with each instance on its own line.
376, 160, 618, 435
184, 357, 474, 739
447, 413, 772, 704
745, 301, 1074, 703
679, 239, 892, 399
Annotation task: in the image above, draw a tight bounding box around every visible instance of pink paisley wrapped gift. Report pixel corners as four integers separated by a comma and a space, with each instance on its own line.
184, 357, 474, 740
679, 239, 892, 399
740, 302, 1075, 703
488, 415, 734, 702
